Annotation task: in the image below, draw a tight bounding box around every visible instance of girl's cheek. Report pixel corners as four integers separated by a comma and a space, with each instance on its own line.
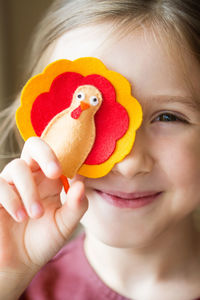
150, 127, 200, 179
162, 142, 200, 187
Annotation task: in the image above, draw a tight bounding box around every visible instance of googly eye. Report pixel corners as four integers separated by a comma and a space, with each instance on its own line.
76, 92, 85, 101
89, 96, 99, 106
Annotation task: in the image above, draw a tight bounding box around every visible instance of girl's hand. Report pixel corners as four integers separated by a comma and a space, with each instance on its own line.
0, 137, 88, 299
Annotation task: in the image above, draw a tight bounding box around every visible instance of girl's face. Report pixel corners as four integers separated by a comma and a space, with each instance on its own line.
52, 24, 200, 248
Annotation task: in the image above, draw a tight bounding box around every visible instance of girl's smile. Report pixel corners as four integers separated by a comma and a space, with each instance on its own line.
94, 189, 162, 209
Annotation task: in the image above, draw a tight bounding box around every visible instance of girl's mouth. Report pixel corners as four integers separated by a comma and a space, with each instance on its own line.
95, 190, 162, 209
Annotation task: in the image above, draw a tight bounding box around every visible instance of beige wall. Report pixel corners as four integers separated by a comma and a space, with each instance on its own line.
0, 0, 52, 110
0, 1, 5, 107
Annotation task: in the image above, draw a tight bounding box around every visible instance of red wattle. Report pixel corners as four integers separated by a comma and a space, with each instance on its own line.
71, 106, 82, 119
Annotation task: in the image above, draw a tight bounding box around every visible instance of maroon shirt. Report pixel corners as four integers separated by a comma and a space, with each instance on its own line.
20, 234, 200, 300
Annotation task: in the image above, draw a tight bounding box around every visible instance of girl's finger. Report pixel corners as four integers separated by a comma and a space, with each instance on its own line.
0, 177, 27, 223
21, 137, 62, 179
37, 175, 63, 200
1, 159, 43, 219
55, 181, 88, 241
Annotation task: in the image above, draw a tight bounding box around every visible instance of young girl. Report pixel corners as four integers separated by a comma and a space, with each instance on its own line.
0, 0, 200, 299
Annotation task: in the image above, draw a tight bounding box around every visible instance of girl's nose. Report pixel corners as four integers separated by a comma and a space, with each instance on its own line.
112, 129, 154, 179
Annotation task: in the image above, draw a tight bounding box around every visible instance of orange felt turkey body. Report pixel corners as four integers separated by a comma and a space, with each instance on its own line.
41, 85, 103, 178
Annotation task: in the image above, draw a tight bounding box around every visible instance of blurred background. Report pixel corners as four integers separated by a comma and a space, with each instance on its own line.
0, 0, 52, 110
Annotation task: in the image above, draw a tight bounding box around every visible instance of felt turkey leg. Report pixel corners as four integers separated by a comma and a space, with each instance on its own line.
60, 175, 70, 193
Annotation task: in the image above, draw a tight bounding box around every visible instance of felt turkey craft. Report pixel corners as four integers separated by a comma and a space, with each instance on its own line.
16, 57, 142, 187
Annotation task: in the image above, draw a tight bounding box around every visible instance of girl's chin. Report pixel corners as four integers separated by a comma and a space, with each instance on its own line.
81, 211, 157, 249
83, 225, 156, 249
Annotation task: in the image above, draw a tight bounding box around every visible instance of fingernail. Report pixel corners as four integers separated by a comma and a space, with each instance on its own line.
47, 161, 61, 176
16, 208, 27, 222
30, 202, 43, 218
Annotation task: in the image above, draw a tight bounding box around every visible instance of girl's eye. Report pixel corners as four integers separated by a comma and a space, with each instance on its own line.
153, 113, 187, 123
76, 92, 85, 101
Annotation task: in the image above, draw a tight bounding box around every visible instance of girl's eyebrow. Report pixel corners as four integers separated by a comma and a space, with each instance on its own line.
148, 95, 200, 112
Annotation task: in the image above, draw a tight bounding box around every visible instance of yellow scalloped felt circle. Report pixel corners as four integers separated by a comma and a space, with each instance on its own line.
16, 57, 142, 178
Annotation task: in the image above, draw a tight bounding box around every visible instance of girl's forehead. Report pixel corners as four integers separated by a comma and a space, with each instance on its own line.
50, 23, 115, 61
50, 23, 200, 100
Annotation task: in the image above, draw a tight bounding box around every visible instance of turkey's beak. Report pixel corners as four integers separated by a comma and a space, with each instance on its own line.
80, 101, 90, 111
